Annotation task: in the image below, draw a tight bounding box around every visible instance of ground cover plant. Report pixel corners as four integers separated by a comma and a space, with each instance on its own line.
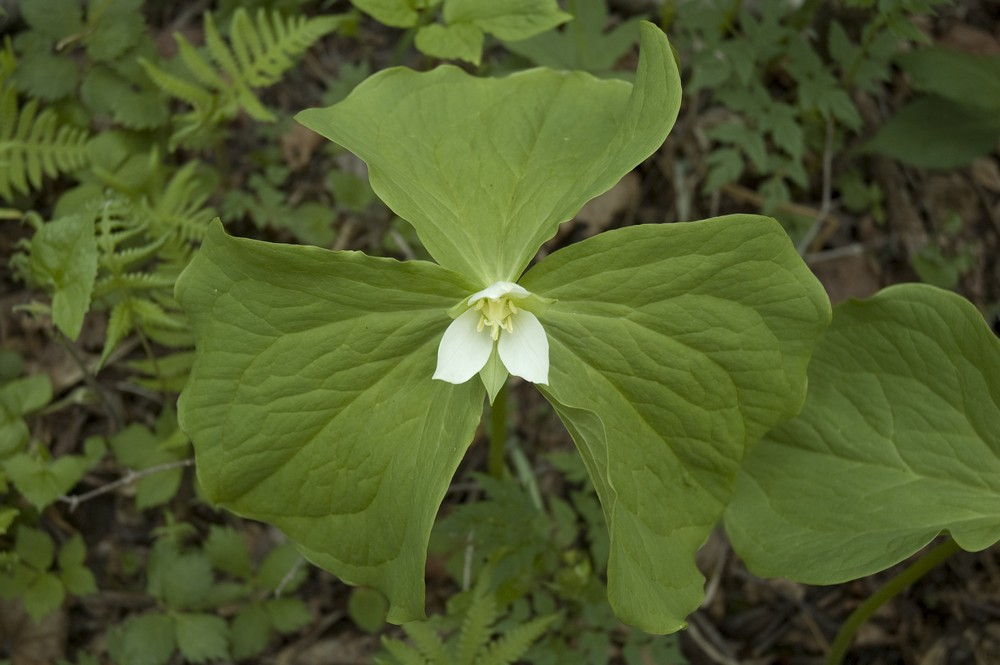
2, 0, 999, 663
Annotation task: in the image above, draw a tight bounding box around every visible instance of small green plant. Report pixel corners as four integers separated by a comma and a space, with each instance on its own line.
0, 527, 96, 623
350, 0, 571, 66
378, 568, 560, 665
866, 46, 1000, 168
671, 0, 948, 213
0, 38, 89, 202
141, 7, 348, 147
106, 521, 311, 665
175, 25, 832, 634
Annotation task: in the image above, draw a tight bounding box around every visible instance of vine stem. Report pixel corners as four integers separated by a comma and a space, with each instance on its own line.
825, 538, 961, 664
488, 384, 508, 480
59, 458, 194, 512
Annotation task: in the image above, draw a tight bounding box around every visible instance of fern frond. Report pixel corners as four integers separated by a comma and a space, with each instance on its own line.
129, 297, 187, 331
92, 271, 176, 299
0, 36, 16, 86
100, 299, 134, 366
478, 613, 560, 665
111, 235, 170, 270
143, 326, 194, 348
0, 89, 89, 201
401, 621, 449, 664
139, 58, 216, 112
231, 9, 344, 88
174, 35, 228, 92
455, 573, 497, 665
144, 163, 216, 248
380, 637, 431, 665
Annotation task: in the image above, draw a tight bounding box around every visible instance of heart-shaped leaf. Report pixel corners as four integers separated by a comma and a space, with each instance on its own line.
725, 284, 1000, 583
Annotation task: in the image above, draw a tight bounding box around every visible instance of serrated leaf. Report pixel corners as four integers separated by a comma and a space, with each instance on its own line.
16, 526, 55, 571
204, 526, 252, 579
173, 612, 229, 664
0, 507, 17, 535
265, 596, 313, 633
148, 546, 215, 610
296, 23, 681, 284
57, 533, 86, 568
80, 66, 169, 129
725, 284, 1000, 583
110, 613, 176, 665
59, 564, 97, 596
3, 438, 105, 510
444, 0, 570, 42
12, 47, 79, 101
85, 0, 146, 61
177, 222, 483, 622
23, 571, 65, 622
28, 214, 98, 340
414, 23, 484, 65
520, 216, 830, 632
230, 604, 270, 660
20, 0, 84, 40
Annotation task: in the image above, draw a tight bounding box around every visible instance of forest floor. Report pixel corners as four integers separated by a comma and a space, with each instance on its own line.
2, 1, 999, 664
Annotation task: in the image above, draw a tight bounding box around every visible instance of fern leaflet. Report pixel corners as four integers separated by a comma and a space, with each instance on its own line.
455, 573, 498, 664
142, 7, 346, 146
0, 85, 89, 201
478, 613, 561, 665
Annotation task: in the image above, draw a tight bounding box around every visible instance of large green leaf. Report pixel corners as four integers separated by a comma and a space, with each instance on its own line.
295, 22, 681, 285
520, 215, 831, 632
724, 284, 1000, 583
898, 47, 1000, 111
865, 96, 1000, 169
176, 222, 484, 623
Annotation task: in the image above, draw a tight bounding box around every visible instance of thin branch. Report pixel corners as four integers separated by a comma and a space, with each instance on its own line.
59, 458, 194, 512
796, 116, 836, 256
275, 555, 307, 598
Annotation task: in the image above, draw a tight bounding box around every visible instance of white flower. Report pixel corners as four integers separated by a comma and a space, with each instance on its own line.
433, 281, 549, 385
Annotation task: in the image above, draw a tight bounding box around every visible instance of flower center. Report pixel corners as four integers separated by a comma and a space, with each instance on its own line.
473, 297, 518, 341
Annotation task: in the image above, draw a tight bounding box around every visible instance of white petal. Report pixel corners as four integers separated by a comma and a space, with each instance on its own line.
468, 281, 529, 304
433, 308, 494, 384
497, 310, 549, 384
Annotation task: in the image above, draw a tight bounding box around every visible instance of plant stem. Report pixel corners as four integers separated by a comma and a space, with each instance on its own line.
825, 538, 961, 664
488, 384, 508, 480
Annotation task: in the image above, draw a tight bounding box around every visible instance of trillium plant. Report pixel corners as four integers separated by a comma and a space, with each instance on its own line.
177, 22, 1000, 642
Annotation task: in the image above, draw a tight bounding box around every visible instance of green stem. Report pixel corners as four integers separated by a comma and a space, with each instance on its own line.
825, 538, 961, 664
488, 384, 508, 480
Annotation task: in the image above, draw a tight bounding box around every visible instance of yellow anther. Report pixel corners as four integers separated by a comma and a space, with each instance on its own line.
473, 296, 517, 342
